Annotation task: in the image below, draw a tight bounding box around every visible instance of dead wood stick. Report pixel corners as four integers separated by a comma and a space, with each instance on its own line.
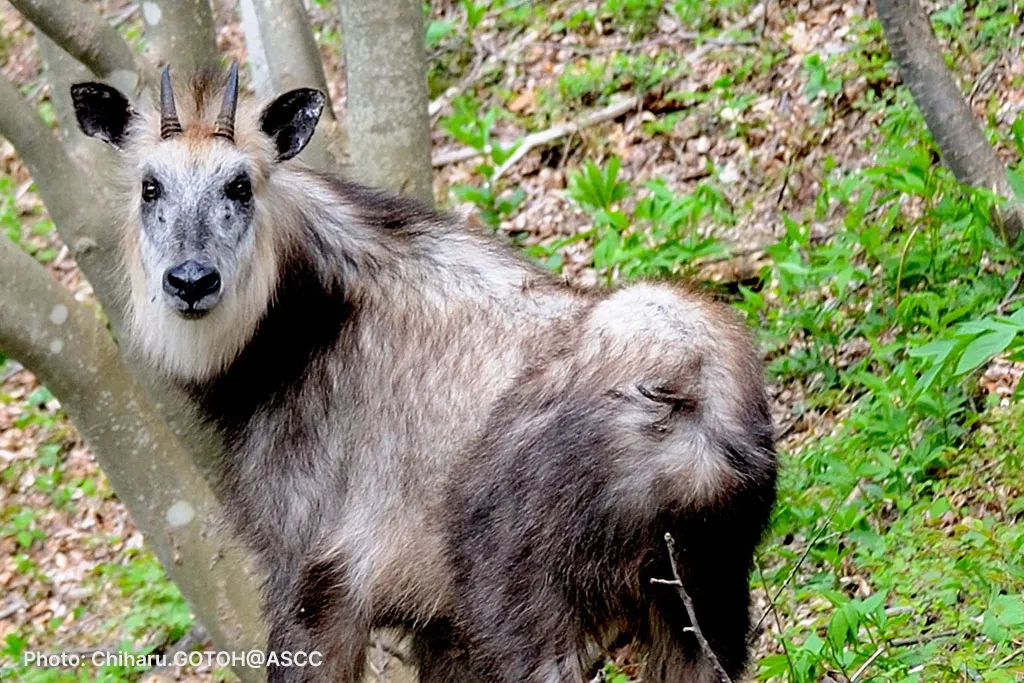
432, 94, 641, 170
653, 533, 734, 683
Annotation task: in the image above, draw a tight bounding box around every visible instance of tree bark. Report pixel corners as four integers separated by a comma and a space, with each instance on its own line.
141, 0, 221, 74
0, 239, 266, 683
338, 0, 434, 202
239, 0, 273, 99
3, 17, 268, 681
873, 0, 1023, 245
37, 34, 93, 159
9, 0, 141, 92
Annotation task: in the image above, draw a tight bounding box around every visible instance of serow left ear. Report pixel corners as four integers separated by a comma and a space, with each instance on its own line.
259, 88, 326, 161
70, 82, 135, 148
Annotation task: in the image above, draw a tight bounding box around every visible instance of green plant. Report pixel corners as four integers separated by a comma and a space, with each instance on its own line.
600, 0, 662, 38
534, 159, 728, 282
441, 97, 525, 228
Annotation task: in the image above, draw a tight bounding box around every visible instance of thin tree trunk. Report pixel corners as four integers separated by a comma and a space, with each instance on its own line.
873, 0, 1023, 244
244, 0, 349, 170
141, 0, 221, 74
338, 0, 434, 202
239, 0, 273, 98
0, 240, 266, 683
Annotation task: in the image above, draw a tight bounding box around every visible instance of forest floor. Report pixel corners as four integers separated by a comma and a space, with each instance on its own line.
2, 0, 1024, 681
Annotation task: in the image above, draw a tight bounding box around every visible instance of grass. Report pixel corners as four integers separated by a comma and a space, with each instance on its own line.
3, 0, 1024, 681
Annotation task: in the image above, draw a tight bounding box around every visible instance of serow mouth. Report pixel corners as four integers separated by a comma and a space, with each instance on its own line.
177, 307, 212, 321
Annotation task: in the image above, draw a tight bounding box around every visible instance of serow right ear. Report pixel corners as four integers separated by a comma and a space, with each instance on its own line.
70, 82, 135, 148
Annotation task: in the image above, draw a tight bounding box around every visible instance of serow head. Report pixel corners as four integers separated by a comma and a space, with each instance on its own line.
69, 63, 326, 321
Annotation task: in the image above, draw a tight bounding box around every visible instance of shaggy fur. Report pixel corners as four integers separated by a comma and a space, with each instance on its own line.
72, 68, 777, 683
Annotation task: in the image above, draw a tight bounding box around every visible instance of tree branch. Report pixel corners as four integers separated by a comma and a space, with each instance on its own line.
141, 0, 220, 75
338, 0, 433, 202
9, 0, 141, 91
0, 69, 134, 335
872, 0, 1022, 244
432, 94, 641, 170
653, 533, 734, 683
0, 71, 87, 238
0, 238, 266, 682
37, 34, 92, 159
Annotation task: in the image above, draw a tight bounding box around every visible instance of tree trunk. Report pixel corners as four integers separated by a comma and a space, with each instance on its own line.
872, 0, 1023, 245
338, 0, 434, 202
141, 0, 221, 75
0, 240, 267, 683
243, 0, 349, 171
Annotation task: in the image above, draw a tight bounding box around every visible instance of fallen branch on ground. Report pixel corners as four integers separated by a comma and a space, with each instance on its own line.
431, 95, 641, 171
850, 629, 958, 682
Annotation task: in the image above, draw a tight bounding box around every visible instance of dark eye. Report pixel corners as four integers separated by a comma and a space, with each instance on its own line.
141, 179, 161, 202
225, 175, 252, 202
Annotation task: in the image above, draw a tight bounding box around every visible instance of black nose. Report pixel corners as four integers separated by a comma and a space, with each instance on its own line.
163, 260, 221, 306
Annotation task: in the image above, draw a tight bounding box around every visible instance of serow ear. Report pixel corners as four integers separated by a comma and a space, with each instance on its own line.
70, 82, 135, 148
259, 88, 326, 161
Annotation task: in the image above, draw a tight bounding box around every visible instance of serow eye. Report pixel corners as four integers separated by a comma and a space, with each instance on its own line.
141, 179, 161, 202
225, 175, 253, 202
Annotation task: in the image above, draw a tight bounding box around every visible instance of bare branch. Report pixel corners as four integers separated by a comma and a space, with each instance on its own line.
9, 0, 140, 89
141, 0, 220, 75
339, 0, 433, 202
655, 533, 734, 683
0, 238, 266, 682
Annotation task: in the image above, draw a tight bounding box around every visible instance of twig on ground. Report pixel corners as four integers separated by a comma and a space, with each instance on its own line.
432, 94, 641, 171
996, 647, 1023, 667
653, 533, 734, 683
429, 47, 488, 121
849, 645, 884, 683
850, 629, 959, 682
994, 269, 1024, 314
888, 630, 958, 647
493, 95, 640, 180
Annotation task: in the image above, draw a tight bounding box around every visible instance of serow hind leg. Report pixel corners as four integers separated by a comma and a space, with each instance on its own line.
266, 556, 370, 683
412, 626, 486, 683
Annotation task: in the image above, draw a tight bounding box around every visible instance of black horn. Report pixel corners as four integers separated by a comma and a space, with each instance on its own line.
213, 62, 239, 143
160, 65, 183, 139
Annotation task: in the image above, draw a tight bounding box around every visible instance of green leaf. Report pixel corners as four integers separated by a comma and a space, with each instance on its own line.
908, 338, 957, 362
955, 329, 1018, 375
425, 19, 455, 47
593, 229, 621, 269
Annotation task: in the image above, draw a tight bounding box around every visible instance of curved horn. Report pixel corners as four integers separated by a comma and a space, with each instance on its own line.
160, 65, 183, 139
213, 62, 239, 143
